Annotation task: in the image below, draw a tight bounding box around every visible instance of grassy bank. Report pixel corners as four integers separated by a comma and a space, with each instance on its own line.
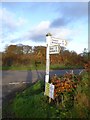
3, 80, 59, 118
3, 70, 90, 119
8, 80, 74, 118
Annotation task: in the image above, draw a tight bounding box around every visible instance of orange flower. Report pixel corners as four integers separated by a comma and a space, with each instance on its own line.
67, 89, 72, 92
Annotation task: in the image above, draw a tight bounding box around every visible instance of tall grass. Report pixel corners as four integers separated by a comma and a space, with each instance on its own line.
12, 80, 58, 118
72, 71, 90, 118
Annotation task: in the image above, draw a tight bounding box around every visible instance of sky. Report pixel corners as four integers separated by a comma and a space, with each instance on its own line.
0, 1, 88, 54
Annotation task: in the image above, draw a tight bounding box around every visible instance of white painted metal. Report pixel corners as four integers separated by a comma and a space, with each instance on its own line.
49, 83, 55, 99
45, 35, 52, 82
45, 75, 49, 83
45, 33, 68, 99
45, 82, 55, 99
45, 34, 67, 83
50, 38, 59, 45
51, 37, 67, 46
49, 45, 60, 54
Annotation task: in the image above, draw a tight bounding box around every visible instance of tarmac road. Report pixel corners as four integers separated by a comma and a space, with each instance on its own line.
1, 69, 83, 99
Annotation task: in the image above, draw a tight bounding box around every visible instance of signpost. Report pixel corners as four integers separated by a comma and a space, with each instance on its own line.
45, 33, 52, 83
45, 33, 67, 100
51, 37, 67, 46
50, 38, 59, 45
49, 45, 60, 54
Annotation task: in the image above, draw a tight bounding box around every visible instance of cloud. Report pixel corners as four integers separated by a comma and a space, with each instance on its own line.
36, 21, 50, 31
11, 20, 71, 43
11, 20, 72, 44
28, 21, 50, 42
58, 2, 88, 18
11, 21, 50, 43
1, 2, 88, 53
50, 17, 71, 28
50, 28, 72, 39
0, 7, 27, 47
50, 2, 88, 27
1, 8, 26, 33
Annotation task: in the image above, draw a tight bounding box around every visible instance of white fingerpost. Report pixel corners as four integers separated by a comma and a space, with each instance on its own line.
45, 33, 68, 100
45, 33, 52, 83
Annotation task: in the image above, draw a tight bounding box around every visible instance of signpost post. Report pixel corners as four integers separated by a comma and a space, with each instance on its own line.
45, 33, 52, 83
45, 33, 67, 101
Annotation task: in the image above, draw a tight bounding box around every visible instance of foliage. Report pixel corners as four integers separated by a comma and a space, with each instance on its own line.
51, 73, 78, 98
50, 71, 79, 111
2, 45, 87, 70
12, 80, 58, 118
4, 62, 90, 118
49, 62, 90, 118
50, 64, 83, 70
73, 61, 90, 118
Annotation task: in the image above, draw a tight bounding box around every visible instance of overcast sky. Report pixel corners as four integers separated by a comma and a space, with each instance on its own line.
0, 1, 88, 53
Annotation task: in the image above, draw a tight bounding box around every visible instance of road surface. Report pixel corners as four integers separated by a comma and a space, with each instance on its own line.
1, 69, 83, 99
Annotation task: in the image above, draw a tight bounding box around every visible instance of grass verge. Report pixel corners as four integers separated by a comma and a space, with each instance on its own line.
8, 80, 58, 118
2, 71, 90, 119
2, 64, 83, 70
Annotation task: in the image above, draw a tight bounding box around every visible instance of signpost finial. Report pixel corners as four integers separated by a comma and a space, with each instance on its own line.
46, 33, 52, 36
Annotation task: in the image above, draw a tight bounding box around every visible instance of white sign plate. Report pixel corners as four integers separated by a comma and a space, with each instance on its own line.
51, 37, 67, 46
59, 40, 67, 46
50, 38, 59, 45
49, 45, 60, 54
45, 82, 55, 99
49, 83, 55, 99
